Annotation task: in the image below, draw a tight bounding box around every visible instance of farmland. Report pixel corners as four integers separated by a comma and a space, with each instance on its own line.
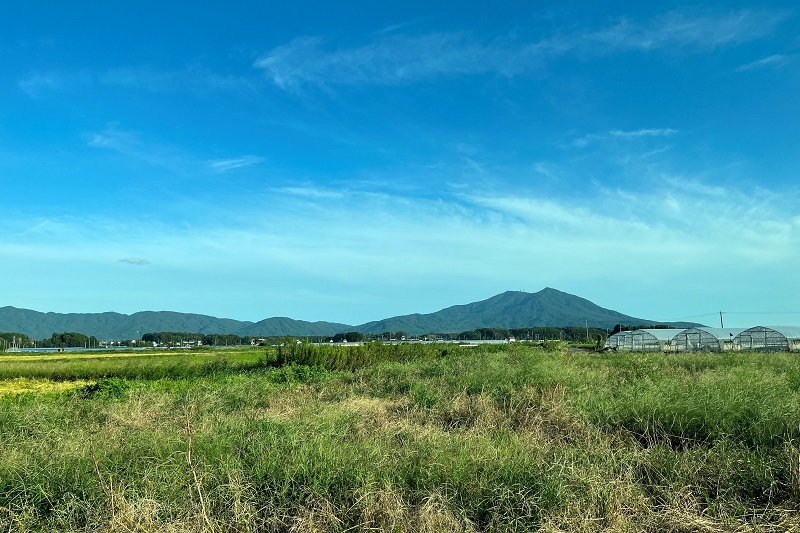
1, 343, 799, 532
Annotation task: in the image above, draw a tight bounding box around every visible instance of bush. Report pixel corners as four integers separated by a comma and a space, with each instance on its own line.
75, 377, 130, 399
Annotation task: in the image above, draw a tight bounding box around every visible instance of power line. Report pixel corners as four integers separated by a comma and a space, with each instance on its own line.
664, 311, 800, 321
663, 312, 720, 320
722, 311, 800, 315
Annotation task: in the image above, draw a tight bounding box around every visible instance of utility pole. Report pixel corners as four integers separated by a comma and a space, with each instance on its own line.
719, 311, 724, 328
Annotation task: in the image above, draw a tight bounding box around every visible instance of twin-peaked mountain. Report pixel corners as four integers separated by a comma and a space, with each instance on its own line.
0, 288, 698, 340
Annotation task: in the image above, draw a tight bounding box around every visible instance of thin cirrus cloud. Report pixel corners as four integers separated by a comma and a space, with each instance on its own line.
208, 156, 264, 172
216, 181, 800, 284
572, 128, 679, 148
118, 257, 150, 266
5, 177, 797, 319
86, 127, 140, 152
86, 125, 264, 178
86, 126, 181, 169
99, 66, 253, 94
18, 65, 251, 98
579, 9, 787, 52
254, 8, 788, 89
736, 54, 791, 71
459, 181, 800, 265
254, 33, 496, 89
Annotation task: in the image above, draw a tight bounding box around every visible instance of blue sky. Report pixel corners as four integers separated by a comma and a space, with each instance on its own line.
2, 1, 799, 328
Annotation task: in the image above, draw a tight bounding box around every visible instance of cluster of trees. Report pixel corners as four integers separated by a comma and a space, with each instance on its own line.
39, 332, 100, 348
0, 332, 33, 349
321, 327, 612, 343
439, 327, 609, 342
1, 331, 98, 349
329, 332, 367, 343
143, 328, 616, 345
141, 332, 248, 346
323, 332, 407, 343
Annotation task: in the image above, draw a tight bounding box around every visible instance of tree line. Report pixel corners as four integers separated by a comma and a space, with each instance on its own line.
2, 324, 673, 351
0, 332, 100, 349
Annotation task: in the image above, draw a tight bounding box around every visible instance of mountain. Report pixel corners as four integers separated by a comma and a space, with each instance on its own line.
353, 288, 700, 334
0, 306, 349, 340
0, 288, 698, 340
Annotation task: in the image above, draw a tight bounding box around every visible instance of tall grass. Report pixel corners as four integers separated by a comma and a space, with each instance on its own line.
1, 344, 799, 531
274, 340, 478, 371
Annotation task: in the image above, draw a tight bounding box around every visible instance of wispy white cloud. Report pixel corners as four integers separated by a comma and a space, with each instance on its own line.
86, 126, 140, 152
208, 156, 264, 172
18, 72, 63, 97
19, 65, 252, 98
460, 179, 800, 268
376, 23, 408, 35
276, 186, 345, 200
254, 33, 498, 90
18, 70, 92, 97
99, 65, 252, 93
254, 8, 788, 89
2, 178, 799, 323
119, 257, 150, 266
736, 54, 791, 71
85, 126, 186, 170
86, 125, 218, 174
573, 128, 678, 148
659, 176, 728, 196
577, 9, 787, 52
609, 128, 679, 138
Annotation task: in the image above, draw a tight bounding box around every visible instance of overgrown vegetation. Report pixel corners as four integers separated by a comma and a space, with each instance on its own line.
1, 343, 799, 531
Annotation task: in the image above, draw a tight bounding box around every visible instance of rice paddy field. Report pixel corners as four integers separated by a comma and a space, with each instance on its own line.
1, 342, 799, 532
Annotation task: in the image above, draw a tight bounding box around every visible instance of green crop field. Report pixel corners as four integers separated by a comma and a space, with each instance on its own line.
1, 343, 799, 532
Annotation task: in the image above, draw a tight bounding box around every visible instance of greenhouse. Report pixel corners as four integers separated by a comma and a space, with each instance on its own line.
605, 329, 680, 352
604, 331, 633, 350
732, 326, 800, 352
670, 328, 745, 353
605, 325, 800, 352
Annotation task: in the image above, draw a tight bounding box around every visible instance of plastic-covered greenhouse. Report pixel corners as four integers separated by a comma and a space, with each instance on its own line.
604, 331, 633, 350
670, 328, 744, 353
732, 326, 800, 352
605, 329, 680, 352
605, 325, 800, 352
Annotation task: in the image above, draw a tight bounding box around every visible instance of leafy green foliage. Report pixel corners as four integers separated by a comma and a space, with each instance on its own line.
38, 331, 100, 348
75, 377, 130, 399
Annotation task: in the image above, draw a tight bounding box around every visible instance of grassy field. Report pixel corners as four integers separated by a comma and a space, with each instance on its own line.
1, 343, 799, 532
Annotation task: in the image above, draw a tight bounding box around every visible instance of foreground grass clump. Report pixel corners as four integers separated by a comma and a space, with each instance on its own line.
1, 344, 799, 531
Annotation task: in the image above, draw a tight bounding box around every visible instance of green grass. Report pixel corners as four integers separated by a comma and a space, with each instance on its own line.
1, 344, 799, 531
0, 349, 266, 382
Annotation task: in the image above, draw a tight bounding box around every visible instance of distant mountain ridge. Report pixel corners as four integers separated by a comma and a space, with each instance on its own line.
0, 307, 350, 340
0, 288, 699, 339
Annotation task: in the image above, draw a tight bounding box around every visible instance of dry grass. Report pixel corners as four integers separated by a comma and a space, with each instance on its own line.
0, 377, 91, 395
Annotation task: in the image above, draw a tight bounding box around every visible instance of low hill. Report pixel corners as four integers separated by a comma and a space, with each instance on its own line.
239, 317, 353, 338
